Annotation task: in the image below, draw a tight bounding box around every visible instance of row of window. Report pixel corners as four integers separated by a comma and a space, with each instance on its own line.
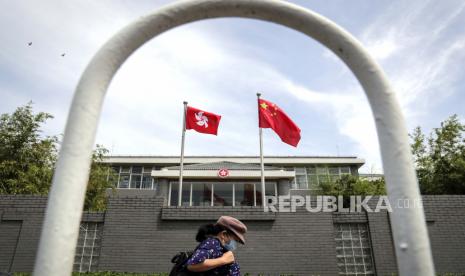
169, 182, 277, 207
111, 166, 157, 189
294, 166, 352, 190
109, 165, 352, 191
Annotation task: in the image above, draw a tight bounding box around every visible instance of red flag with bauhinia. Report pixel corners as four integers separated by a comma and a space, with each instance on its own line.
258, 99, 301, 147
185, 106, 221, 135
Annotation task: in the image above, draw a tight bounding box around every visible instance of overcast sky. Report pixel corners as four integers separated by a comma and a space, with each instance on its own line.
1, 0, 464, 173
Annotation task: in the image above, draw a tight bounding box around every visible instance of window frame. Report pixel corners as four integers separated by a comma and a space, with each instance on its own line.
293, 167, 308, 189
74, 222, 102, 273
113, 165, 156, 190
168, 181, 277, 207
334, 223, 376, 276
291, 166, 354, 191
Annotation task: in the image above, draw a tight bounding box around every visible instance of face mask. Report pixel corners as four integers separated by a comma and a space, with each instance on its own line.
224, 239, 237, 251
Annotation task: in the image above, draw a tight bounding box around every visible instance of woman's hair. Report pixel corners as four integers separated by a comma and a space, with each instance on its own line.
195, 223, 227, 242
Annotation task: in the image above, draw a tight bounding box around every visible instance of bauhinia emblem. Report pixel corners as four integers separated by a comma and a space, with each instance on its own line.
218, 168, 229, 178
195, 111, 208, 128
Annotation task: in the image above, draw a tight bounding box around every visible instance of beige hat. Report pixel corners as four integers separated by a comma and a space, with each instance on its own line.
216, 216, 247, 244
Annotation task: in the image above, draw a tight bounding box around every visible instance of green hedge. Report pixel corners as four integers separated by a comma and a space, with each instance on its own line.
10, 271, 292, 276
13, 273, 169, 276
11, 273, 465, 276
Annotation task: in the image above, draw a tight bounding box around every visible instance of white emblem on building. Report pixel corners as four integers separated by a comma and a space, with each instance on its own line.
195, 111, 208, 128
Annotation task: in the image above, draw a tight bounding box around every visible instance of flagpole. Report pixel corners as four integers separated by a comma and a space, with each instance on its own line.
257, 93, 266, 207
178, 101, 187, 206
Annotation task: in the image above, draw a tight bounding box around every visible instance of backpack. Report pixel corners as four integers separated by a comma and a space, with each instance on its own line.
169, 246, 205, 276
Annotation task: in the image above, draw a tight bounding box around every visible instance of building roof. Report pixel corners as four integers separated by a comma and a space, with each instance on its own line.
164, 161, 284, 171
103, 155, 365, 167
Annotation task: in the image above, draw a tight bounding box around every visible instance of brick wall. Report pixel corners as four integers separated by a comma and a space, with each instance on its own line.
0, 195, 104, 273
1, 195, 465, 275
423, 195, 465, 274
98, 196, 338, 275
0, 220, 21, 272
0, 195, 47, 272
367, 211, 397, 275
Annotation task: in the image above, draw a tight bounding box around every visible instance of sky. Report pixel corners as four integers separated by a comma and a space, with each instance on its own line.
1, 0, 464, 173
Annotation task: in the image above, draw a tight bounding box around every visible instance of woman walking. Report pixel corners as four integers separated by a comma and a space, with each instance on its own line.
187, 216, 247, 276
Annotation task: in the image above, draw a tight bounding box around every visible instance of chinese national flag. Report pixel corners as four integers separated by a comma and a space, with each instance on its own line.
185, 106, 221, 135
258, 99, 301, 147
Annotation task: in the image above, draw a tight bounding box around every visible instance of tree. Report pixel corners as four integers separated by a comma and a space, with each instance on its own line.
319, 174, 386, 198
85, 145, 117, 211
0, 103, 116, 210
0, 103, 58, 194
410, 114, 465, 194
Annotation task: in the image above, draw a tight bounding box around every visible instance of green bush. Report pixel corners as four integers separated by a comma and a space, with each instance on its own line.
13, 273, 169, 276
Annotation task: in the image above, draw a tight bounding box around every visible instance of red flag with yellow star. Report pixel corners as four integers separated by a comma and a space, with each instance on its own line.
258, 99, 301, 147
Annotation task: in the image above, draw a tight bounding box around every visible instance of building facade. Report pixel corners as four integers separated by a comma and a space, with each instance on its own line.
106, 156, 364, 205
1, 156, 465, 275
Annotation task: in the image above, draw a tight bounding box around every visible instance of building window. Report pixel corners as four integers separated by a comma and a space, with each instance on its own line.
142, 175, 153, 189
292, 166, 352, 191
334, 223, 375, 276
169, 182, 190, 206
307, 167, 318, 190
112, 166, 156, 190
294, 167, 308, 189
234, 183, 255, 206
213, 183, 233, 206
192, 183, 212, 206
255, 182, 277, 205
74, 222, 103, 272
329, 167, 341, 184
168, 182, 277, 207
130, 174, 142, 189
119, 174, 130, 188
340, 166, 351, 175
316, 167, 330, 187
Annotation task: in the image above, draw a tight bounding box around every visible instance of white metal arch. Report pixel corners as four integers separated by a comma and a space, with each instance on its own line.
33, 1, 435, 275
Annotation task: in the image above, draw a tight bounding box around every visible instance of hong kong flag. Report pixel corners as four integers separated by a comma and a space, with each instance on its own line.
258, 99, 301, 147
185, 106, 221, 135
